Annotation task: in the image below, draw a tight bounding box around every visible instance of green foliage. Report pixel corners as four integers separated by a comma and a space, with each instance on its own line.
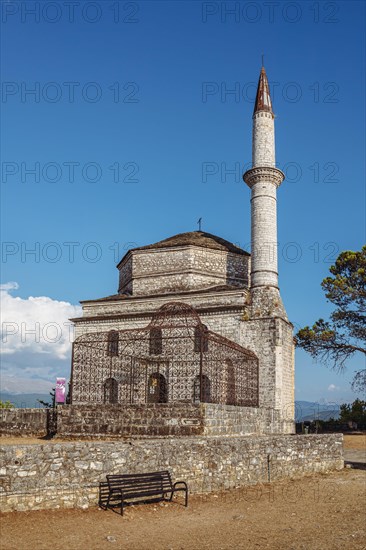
297, 399, 366, 432
0, 400, 15, 409
295, 246, 366, 391
339, 399, 366, 429
317, 417, 342, 432
37, 388, 56, 409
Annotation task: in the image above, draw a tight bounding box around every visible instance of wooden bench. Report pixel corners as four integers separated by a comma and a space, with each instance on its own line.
99, 471, 188, 515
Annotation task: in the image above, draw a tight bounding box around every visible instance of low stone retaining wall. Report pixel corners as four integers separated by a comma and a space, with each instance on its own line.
0, 404, 293, 439
57, 403, 203, 437
0, 408, 51, 438
202, 404, 285, 435
0, 434, 343, 512
56, 403, 289, 438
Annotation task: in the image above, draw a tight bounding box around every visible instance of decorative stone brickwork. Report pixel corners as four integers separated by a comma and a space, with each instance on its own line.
0, 434, 344, 512
117, 245, 249, 296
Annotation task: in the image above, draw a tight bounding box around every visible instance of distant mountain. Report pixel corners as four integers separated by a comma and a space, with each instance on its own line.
0, 392, 51, 408
295, 400, 340, 422
0, 393, 342, 419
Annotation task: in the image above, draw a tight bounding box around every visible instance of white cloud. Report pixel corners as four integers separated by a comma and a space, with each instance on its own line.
327, 384, 340, 392
0, 283, 81, 392
0, 281, 19, 291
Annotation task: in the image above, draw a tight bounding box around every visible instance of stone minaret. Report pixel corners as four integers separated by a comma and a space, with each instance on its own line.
243, 66, 287, 320
240, 65, 295, 434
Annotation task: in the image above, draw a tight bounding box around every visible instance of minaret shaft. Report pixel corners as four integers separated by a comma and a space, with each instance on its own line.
252, 111, 276, 167
250, 180, 278, 287
244, 67, 284, 293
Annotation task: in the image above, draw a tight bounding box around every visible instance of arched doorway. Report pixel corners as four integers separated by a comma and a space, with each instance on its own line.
147, 372, 167, 403
104, 377, 118, 404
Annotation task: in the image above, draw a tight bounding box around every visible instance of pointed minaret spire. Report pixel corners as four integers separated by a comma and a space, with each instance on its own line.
253, 66, 273, 116
250, 65, 277, 168
243, 65, 286, 319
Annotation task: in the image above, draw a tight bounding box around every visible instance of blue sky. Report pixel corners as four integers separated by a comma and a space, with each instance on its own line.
1, 0, 365, 403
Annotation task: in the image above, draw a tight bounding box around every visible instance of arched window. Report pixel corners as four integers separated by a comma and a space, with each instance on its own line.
147, 372, 167, 403
193, 375, 211, 403
104, 377, 118, 404
149, 328, 162, 355
225, 359, 236, 405
194, 325, 208, 353
107, 330, 119, 356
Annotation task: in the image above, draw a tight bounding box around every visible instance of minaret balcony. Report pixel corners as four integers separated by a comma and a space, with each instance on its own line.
243, 166, 285, 189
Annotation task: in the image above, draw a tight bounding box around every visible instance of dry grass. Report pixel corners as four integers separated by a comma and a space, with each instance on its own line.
343, 434, 366, 450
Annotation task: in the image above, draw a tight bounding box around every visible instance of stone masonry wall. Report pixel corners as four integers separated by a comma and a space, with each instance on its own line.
56, 404, 285, 439
240, 316, 295, 434
0, 434, 343, 512
0, 404, 288, 440
202, 404, 284, 436
118, 258, 132, 294
0, 408, 50, 438
57, 403, 204, 438
117, 246, 249, 297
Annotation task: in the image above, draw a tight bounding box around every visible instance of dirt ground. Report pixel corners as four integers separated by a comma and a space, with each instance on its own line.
343, 433, 366, 450
1, 469, 365, 550
1, 435, 365, 550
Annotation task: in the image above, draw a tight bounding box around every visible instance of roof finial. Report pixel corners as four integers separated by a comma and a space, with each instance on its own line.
261, 53, 264, 67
